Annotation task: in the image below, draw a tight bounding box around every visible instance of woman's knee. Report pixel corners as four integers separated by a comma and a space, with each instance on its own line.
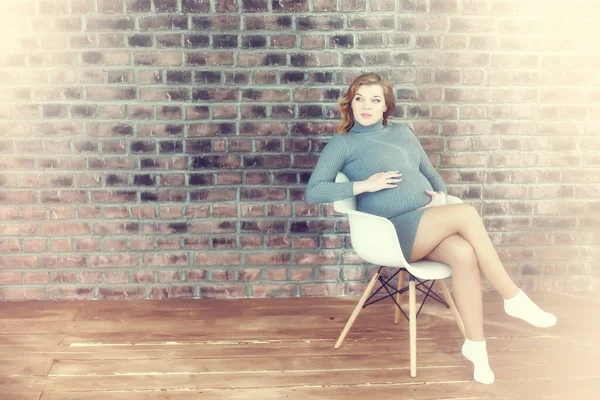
446, 238, 478, 269
457, 203, 481, 223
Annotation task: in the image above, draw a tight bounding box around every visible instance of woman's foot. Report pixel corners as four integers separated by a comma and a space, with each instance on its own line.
461, 339, 495, 384
504, 290, 557, 328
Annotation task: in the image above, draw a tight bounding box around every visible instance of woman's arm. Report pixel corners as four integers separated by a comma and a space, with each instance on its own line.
305, 135, 354, 204
408, 128, 446, 194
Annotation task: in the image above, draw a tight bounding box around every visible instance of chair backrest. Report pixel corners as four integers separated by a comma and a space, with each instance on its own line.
333, 172, 356, 213
333, 172, 408, 268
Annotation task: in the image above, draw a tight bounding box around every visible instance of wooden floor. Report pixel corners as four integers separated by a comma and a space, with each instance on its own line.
0, 291, 598, 400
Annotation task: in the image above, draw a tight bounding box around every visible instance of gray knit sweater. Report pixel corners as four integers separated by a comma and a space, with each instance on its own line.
306, 119, 446, 219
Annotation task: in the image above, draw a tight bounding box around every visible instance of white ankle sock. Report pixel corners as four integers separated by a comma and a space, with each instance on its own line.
461, 339, 495, 384
504, 290, 557, 328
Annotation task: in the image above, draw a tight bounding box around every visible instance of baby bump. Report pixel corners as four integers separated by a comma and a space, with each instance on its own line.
357, 172, 433, 218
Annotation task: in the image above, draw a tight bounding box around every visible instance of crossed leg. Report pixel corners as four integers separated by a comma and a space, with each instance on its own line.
422, 234, 485, 341
408, 203, 557, 384
411, 203, 556, 329
410, 203, 519, 300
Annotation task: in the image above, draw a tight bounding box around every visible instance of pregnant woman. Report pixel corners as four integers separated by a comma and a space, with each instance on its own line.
306, 72, 557, 385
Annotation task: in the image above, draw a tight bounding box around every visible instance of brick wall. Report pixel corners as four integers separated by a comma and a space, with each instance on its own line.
0, 0, 598, 300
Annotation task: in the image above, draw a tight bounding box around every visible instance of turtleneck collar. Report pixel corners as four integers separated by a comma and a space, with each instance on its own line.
348, 118, 384, 134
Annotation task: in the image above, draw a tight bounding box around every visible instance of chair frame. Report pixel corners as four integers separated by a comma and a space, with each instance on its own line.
332, 173, 465, 378
334, 265, 464, 378
362, 267, 450, 316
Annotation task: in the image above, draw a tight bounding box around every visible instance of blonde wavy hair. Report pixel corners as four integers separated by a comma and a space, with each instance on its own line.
336, 73, 395, 134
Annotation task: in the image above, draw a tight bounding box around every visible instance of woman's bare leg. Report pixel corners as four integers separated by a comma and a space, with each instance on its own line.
411, 203, 556, 329
410, 203, 519, 299
416, 224, 497, 384
425, 234, 484, 341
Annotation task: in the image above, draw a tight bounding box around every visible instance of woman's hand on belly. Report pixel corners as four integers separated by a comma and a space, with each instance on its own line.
417, 190, 447, 209
353, 171, 403, 195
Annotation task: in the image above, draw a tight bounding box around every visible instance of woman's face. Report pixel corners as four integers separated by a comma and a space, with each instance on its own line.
351, 84, 387, 126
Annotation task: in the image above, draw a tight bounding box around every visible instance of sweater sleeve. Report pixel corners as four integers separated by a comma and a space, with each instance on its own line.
408, 128, 447, 193
305, 135, 355, 204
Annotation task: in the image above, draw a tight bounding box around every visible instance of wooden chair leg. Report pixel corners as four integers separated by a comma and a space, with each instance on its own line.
394, 270, 407, 324
334, 271, 380, 349
409, 278, 417, 378
439, 279, 466, 338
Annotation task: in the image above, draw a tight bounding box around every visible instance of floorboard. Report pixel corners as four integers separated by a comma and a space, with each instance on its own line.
0, 291, 597, 399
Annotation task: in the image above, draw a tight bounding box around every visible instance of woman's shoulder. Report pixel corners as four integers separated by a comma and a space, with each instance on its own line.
327, 133, 349, 147
385, 122, 413, 135
320, 133, 350, 155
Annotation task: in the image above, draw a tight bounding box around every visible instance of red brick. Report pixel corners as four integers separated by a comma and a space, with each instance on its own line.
50, 238, 73, 252
342, 266, 366, 281
103, 271, 129, 284
99, 286, 145, 300
237, 269, 261, 281
245, 172, 270, 184
189, 221, 236, 234
157, 238, 181, 250
91, 254, 137, 268
322, 235, 345, 249
50, 272, 78, 284
216, 172, 242, 185
299, 283, 344, 297
49, 207, 77, 219
129, 238, 154, 251
443, 35, 467, 49
341, 252, 365, 264
532, 217, 577, 230
22, 239, 47, 253
212, 236, 236, 249
0, 207, 19, 220
530, 186, 574, 200
212, 269, 235, 281
295, 251, 339, 265
240, 236, 264, 248
266, 236, 291, 248
246, 253, 291, 265
441, 154, 488, 168
316, 266, 340, 280
293, 237, 319, 249
445, 88, 490, 102
49, 287, 96, 300
94, 222, 138, 235
77, 271, 101, 284
15, 140, 43, 154
149, 286, 194, 300
241, 204, 265, 217
212, 205, 237, 218
289, 268, 313, 281
0, 272, 21, 284
41, 255, 86, 268
0, 190, 37, 205
252, 284, 296, 298
267, 204, 292, 217
187, 269, 208, 282
345, 282, 369, 296
484, 217, 531, 232
131, 270, 153, 284
482, 185, 527, 200
104, 239, 128, 252
450, 17, 496, 33
0, 288, 47, 301
200, 284, 246, 298
194, 252, 239, 266
0, 239, 21, 252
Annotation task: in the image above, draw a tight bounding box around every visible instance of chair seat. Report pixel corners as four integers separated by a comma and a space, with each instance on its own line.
406, 260, 452, 280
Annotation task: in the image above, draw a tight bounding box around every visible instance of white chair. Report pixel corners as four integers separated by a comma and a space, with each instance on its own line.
333, 172, 466, 378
